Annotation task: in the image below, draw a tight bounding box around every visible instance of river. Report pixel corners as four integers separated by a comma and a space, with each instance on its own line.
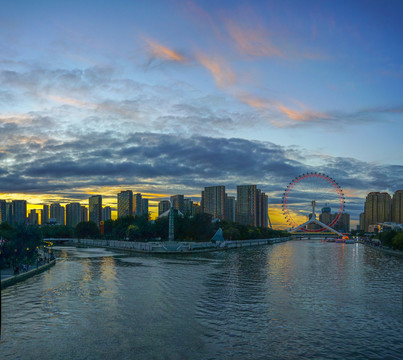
1, 240, 402, 359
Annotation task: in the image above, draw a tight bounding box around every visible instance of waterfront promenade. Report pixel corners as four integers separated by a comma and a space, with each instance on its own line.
46, 237, 289, 254
1, 259, 56, 289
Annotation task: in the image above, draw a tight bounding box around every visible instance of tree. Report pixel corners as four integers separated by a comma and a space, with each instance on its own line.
126, 225, 140, 241
223, 226, 240, 240
41, 225, 74, 239
155, 217, 169, 240
0, 224, 42, 267
75, 221, 100, 239
379, 230, 397, 248
392, 232, 403, 250
102, 219, 115, 239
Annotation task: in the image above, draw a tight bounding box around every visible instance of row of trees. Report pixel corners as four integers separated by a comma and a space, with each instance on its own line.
79, 212, 286, 241
0, 222, 42, 268
377, 230, 403, 250
36, 212, 287, 242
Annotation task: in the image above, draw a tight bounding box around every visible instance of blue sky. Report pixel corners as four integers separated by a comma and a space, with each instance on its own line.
0, 0, 402, 226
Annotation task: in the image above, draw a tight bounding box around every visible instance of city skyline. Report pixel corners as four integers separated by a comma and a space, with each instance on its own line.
1, 1, 402, 229
2, 186, 403, 235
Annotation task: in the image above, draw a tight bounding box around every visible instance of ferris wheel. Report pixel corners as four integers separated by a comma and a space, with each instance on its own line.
282, 172, 345, 232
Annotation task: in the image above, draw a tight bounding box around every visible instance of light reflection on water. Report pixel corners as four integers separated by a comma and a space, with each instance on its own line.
1, 241, 402, 359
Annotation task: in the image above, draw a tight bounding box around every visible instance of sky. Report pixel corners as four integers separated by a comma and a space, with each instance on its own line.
0, 0, 402, 228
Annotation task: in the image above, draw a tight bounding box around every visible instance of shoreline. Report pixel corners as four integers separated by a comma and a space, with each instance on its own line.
1, 259, 56, 289
49, 237, 290, 254
361, 242, 403, 258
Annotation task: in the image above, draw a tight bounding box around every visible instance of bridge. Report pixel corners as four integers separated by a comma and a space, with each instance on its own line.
288, 201, 343, 237
43, 238, 72, 244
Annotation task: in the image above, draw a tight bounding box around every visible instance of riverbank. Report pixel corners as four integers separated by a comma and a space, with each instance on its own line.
1, 259, 56, 289
49, 237, 290, 254
361, 241, 403, 258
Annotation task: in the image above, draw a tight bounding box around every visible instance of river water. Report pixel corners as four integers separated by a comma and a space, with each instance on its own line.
1, 240, 402, 359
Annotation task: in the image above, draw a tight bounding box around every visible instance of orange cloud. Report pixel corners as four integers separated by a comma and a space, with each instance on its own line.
278, 105, 331, 122
225, 20, 284, 58
235, 91, 273, 110
197, 54, 236, 88
145, 39, 185, 62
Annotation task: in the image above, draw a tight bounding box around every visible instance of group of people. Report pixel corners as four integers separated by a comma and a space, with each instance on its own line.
11, 250, 56, 275
13, 263, 29, 275
361, 237, 382, 247
37, 251, 55, 266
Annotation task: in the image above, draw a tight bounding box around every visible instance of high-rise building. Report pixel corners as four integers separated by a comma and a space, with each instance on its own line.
192, 203, 202, 215
183, 198, 193, 216
28, 209, 39, 225
319, 204, 332, 224
318, 205, 350, 232
334, 212, 350, 233
0, 200, 6, 223
170, 195, 185, 213
392, 190, 403, 224
237, 185, 257, 226
359, 212, 365, 232
201, 191, 205, 212
5, 202, 12, 224
364, 192, 392, 232
117, 190, 133, 218
12, 200, 27, 225
236, 185, 268, 227
50, 203, 65, 225
202, 186, 226, 220
134, 193, 142, 216
41, 204, 49, 225
66, 203, 81, 227
81, 206, 88, 222
225, 195, 236, 222
89, 195, 102, 227
103, 206, 112, 221
141, 199, 149, 216
158, 200, 170, 216
255, 189, 269, 228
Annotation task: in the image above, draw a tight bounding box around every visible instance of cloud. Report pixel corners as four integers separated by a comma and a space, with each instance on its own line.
1, 127, 402, 222
225, 20, 284, 58
145, 38, 187, 63
278, 104, 332, 123
196, 54, 237, 88
47, 95, 97, 109
234, 92, 273, 110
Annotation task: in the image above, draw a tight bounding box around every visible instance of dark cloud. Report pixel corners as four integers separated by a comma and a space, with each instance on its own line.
1, 129, 402, 222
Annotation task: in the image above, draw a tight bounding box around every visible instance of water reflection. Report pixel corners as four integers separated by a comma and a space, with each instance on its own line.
1, 242, 402, 360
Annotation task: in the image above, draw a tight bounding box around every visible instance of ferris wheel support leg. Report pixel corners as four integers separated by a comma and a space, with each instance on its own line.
289, 218, 343, 237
